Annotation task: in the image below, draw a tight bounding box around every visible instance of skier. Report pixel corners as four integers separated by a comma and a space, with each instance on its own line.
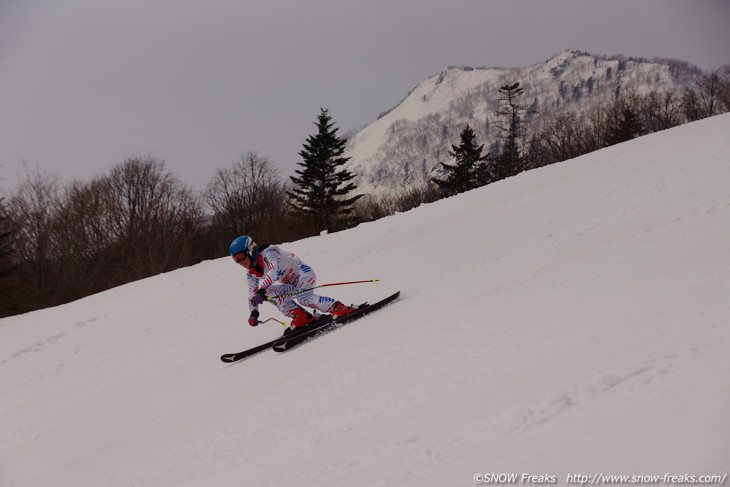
230, 236, 356, 329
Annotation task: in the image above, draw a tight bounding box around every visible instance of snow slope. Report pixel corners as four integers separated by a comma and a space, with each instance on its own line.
2, 115, 729, 486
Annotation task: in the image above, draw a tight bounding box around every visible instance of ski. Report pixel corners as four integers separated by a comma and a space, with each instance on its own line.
220, 291, 400, 363
220, 314, 334, 363
272, 291, 400, 353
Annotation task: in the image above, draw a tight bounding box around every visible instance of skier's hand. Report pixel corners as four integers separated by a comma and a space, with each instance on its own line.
250, 288, 267, 307
248, 309, 260, 327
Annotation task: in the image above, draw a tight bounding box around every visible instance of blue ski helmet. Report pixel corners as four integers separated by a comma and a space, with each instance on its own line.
230, 236, 258, 259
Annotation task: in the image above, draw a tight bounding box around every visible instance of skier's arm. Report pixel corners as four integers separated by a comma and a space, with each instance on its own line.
246, 274, 259, 312
258, 249, 280, 291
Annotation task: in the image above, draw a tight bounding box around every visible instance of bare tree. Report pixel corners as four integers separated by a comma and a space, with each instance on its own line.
531, 112, 588, 166
98, 155, 203, 283
638, 90, 683, 132
355, 181, 441, 222
3, 156, 208, 314
694, 69, 724, 117
205, 151, 288, 244
51, 178, 115, 296
718, 65, 730, 112
683, 69, 729, 121
6, 165, 61, 308
0, 197, 18, 316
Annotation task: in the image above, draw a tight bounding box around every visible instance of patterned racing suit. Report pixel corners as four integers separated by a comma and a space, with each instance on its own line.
247, 245, 336, 318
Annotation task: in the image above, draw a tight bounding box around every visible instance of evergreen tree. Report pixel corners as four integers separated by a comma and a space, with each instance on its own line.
288, 108, 362, 232
432, 124, 489, 195
606, 103, 643, 146
491, 82, 529, 181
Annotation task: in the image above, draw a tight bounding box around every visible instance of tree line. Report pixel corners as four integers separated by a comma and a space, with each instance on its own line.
428, 68, 730, 196
1, 68, 728, 317
0, 108, 362, 317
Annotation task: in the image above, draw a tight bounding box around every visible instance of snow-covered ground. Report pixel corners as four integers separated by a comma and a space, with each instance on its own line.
2, 115, 729, 486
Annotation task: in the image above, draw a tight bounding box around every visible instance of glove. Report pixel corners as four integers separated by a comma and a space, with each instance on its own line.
250, 288, 267, 307
248, 309, 260, 327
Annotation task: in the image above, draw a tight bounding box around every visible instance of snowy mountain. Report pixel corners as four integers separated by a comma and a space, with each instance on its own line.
2, 114, 729, 486
344, 50, 700, 194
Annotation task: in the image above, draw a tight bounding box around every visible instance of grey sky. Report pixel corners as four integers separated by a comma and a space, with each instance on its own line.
1, 0, 728, 193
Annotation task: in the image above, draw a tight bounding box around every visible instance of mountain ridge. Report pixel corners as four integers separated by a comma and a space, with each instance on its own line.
344, 50, 702, 194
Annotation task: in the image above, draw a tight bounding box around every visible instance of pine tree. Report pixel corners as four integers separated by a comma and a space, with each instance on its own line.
491, 82, 529, 181
432, 124, 489, 195
606, 103, 643, 146
288, 108, 362, 232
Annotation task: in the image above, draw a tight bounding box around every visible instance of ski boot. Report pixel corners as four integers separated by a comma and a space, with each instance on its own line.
329, 301, 357, 318
283, 307, 316, 335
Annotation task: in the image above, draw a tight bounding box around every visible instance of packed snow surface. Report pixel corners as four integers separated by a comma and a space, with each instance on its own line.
2, 115, 729, 486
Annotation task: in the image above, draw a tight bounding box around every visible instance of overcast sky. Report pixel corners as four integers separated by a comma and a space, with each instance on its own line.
1, 0, 728, 193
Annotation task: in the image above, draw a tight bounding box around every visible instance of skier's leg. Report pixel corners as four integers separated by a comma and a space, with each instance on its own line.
290, 267, 337, 313
293, 266, 355, 316
266, 284, 297, 313
266, 284, 316, 327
